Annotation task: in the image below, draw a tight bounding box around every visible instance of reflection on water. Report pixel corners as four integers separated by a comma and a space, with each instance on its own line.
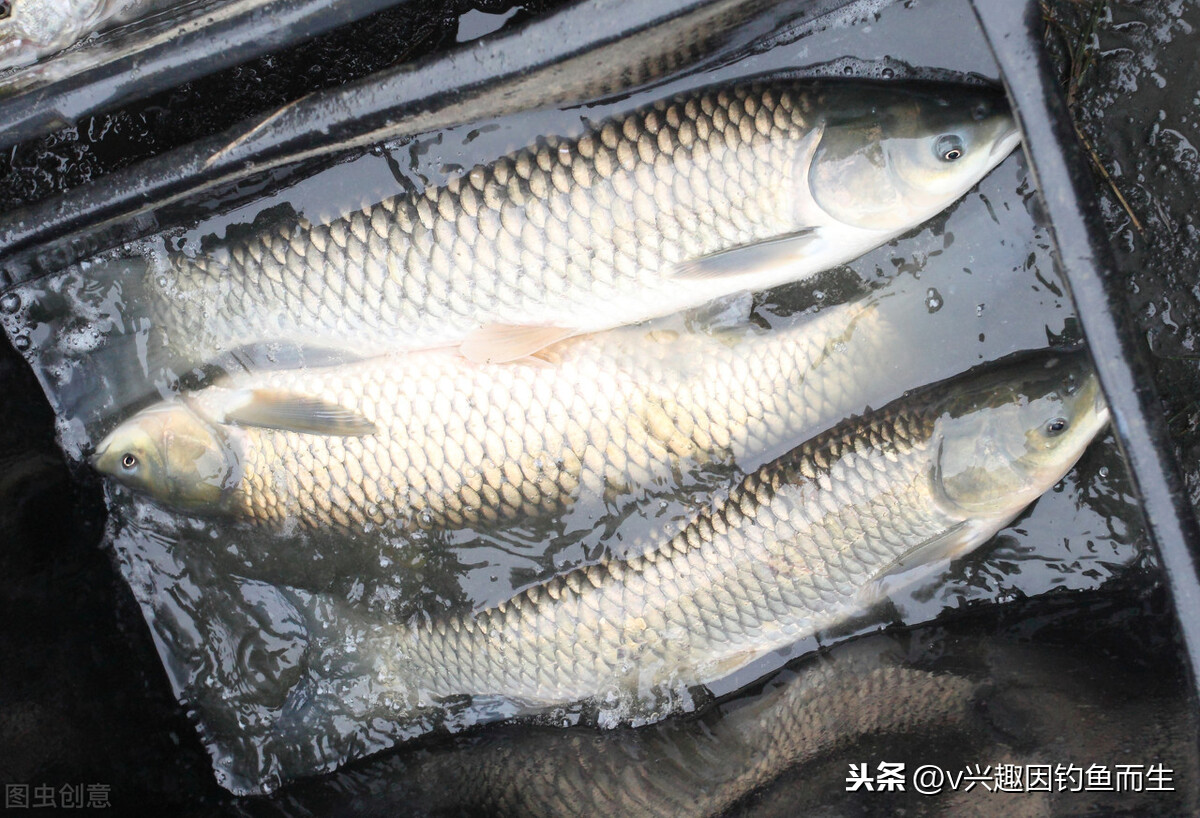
0, 0, 1155, 799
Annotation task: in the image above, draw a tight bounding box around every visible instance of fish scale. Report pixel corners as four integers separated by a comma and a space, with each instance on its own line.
146, 79, 1016, 364
349, 354, 1106, 710
113, 298, 894, 530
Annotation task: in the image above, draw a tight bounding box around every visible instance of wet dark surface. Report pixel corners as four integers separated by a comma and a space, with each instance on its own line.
0, 0, 1198, 815
1041, 0, 1200, 501
0, 336, 233, 815
0, 0, 569, 212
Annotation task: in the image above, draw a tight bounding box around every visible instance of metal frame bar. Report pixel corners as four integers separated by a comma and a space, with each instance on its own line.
971, 0, 1200, 698
0, 0, 412, 151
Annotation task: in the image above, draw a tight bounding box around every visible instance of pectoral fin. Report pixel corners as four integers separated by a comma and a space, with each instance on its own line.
222, 389, 377, 436
860, 519, 997, 606
670, 228, 819, 280
460, 324, 577, 364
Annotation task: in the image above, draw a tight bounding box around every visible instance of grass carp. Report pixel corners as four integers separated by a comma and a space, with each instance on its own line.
340, 349, 1108, 710
276, 628, 1198, 818
92, 299, 895, 530
146, 78, 1019, 365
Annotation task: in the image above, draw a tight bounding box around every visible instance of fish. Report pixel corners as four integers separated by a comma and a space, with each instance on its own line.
0, 0, 169, 68
145, 78, 1020, 366
293, 349, 1108, 718
270, 626, 1199, 818
90, 297, 899, 530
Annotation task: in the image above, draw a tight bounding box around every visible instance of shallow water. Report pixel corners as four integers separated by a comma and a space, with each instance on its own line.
0, 0, 1183, 807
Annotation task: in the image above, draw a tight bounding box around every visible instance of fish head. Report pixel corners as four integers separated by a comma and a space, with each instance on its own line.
807, 83, 1020, 231
91, 402, 242, 513
932, 351, 1110, 518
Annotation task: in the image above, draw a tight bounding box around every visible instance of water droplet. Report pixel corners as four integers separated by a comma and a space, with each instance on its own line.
976, 303, 986, 316
1099, 466, 1109, 478
13, 335, 30, 351
925, 288, 943, 313
0, 293, 19, 313
843, 64, 855, 75
881, 67, 895, 79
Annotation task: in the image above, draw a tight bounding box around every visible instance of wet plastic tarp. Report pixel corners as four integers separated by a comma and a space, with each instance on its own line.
0, 0, 1168, 798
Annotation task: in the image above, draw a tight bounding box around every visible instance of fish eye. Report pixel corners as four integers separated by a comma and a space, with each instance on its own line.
935, 135, 965, 162
1044, 417, 1069, 437
121, 453, 138, 470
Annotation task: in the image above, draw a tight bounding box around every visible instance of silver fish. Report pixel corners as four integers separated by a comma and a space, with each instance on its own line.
91, 298, 896, 530
146, 79, 1019, 365
323, 350, 1108, 712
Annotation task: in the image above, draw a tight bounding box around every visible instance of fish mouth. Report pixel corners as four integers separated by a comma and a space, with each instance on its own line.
89, 430, 118, 472
1082, 374, 1112, 438
88, 446, 110, 472
989, 120, 1023, 163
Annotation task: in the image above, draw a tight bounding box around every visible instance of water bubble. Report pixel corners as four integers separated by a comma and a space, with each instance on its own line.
1099, 466, 1109, 478
882, 67, 895, 79
0, 293, 20, 313
843, 64, 855, 75
12, 335, 30, 351
925, 288, 944, 313
976, 303, 986, 316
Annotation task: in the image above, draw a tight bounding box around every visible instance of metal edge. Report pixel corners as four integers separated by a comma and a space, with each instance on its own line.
969, 0, 1200, 697
0, 0, 872, 283
0, 0, 410, 151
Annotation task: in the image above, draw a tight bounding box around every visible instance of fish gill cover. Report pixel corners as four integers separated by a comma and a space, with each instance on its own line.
0, 0, 1148, 798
